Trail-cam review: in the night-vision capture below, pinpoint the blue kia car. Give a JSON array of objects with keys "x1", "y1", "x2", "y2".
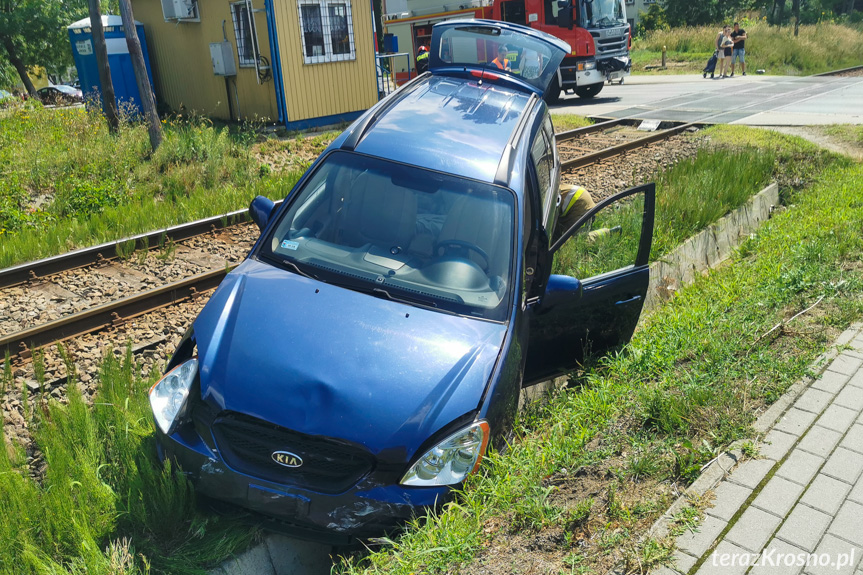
[{"x1": 149, "y1": 20, "x2": 655, "y2": 541}]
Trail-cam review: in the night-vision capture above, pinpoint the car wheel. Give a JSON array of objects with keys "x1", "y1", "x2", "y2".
[{"x1": 574, "y1": 83, "x2": 603, "y2": 99}]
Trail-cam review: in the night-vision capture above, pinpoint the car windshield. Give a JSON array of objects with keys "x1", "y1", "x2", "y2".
[
  {"x1": 260, "y1": 151, "x2": 516, "y2": 322},
  {"x1": 54, "y1": 85, "x2": 77, "y2": 95},
  {"x1": 582, "y1": 0, "x2": 627, "y2": 27},
  {"x1": 436, "y1": 24, "x2": 560, "y2": 92}
]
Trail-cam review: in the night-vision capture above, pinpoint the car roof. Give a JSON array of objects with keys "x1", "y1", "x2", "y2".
[{"x1": 344, "y1": 74, "x2": 538, "y2": 186}]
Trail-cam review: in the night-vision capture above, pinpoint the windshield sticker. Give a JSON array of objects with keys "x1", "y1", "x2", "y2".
[{"x1": 280, "y1": 239, "x2": 299, "y2": 251}]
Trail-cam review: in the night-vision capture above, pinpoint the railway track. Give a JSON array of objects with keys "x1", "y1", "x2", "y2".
[
  {"x1": 556, "y1": 119, "x2": 699, "y2": 171},
  {"x1": 0, "y1": 212, "x2": 262, "y2": 361},
  {"x1": 814, "y1": 65, "x2": 863, "y2": 78}
]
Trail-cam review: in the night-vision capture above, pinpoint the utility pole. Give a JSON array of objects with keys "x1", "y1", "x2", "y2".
[
  {"x1": 86, "y1": 0, "x2": 119, "y2": 132},
  {"x1": 117, "y1": 0, "x2": 162, "y2": 150}
]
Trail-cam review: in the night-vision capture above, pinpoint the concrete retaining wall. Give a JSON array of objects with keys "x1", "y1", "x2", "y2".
[{"x1": 644, "y1": 183, "x2": 779, "y2": 312}]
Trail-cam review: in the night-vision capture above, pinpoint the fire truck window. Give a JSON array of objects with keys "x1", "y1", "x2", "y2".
[
  {"x1": 500, "y1": 0, "x2": 526, "y2": 25},
  {"x1": 544, "y1": 0, "x2": 559, "y2": 25}
]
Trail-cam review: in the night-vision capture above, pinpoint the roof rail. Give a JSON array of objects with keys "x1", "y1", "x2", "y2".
[
  {"x1": 494, "y1": 93, "x2": 538, "y2": 186},
  {"x1": 340, "y1": 72, "x2": 431, "y2": 151}
]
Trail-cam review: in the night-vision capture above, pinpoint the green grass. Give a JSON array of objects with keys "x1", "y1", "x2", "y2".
[
  {"x1": 554, "y1": 142, "x2": 776, "y2": 279},
  {"x1": 550, "y1": 114, "x2": 594, "y2": 133},
  {"x1": 0, "y1": 347, "x2": 257, "y2": 575},
  {"x1": 334, "y1": 138, "x2": 863, "y2": 573},
  {"x1": 0, "y1": 103, "x2": 302, "y2": 268},
  {"x1": 632, "y1": 21, "x2": 863, "y2": 76},
  {"x1": 823, "y1": 125, "x2": 863, "y2": 148}
]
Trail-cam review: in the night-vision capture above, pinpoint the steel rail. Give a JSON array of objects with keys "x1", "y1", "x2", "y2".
[
  {"x1": 0, "y1": 200, "x2": 280, "y2": 289},
  {"x1": 1, "y1": 267, "x2": 228, "y2": 360},
  {"x1": 560, "y1": 122, "x2": 694, "y2": 171},
  {"x1": 814, "y1": 65, "x2": 863, "y2": 77},
  {"x1": 555, "y1": 118, "x2": 626, "y2": 142}
]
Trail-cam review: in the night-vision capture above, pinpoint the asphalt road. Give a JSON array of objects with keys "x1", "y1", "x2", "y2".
[{"x1": 551, "y1": 73, "x2": 863, "y2": 125}]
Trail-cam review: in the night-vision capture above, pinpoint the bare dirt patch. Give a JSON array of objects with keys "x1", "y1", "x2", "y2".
[
  {"x1": 457, "y1": 458, "x2": 676, "y2": 575},
  {"x1": 764, "y1": 126, "x2": 863, "y2": 161}
]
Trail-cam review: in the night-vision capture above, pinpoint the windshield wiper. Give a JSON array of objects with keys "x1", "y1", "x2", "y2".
[
  {"x1": 277, "y1": 257, "x2": 317, "y2": 280},
  {"x1": 373, "y1": 286, "x2": 435, "y2": 308}
]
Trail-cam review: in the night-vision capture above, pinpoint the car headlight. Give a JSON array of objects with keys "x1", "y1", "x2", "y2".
[
  {"x1": 148, "y1": 358, "x2": 198, "y2": 435},
  {"x1": 577, "y1": 61, "x2": 597, "y2": 71},
  {"x1": 401, "y1": 421, "x2": 490, "y2": 486}
]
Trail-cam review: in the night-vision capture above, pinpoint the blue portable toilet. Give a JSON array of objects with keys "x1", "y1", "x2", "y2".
[{"x1": 67, "y1": 15, "x2": 155, "y2": 114}]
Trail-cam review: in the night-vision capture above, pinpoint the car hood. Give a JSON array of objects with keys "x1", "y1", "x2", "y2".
[{"x1": 194, "y1": 259, "x2": 507, "y2": 458}]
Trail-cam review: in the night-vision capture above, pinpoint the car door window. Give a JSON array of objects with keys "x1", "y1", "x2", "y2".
[
  {"x1": 552, "y1": 191, "x2": 647, "y2": 280},
  {"x1": 524, "y1": 184, "x2": 655, "y2": 385}
]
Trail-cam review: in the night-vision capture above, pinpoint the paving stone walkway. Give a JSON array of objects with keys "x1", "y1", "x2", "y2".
[{"x1": 656, "y1": 324, "x2": 863, "y2": 575}]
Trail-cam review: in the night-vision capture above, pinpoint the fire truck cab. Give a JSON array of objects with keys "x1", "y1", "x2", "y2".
[{"x1": 490, "y1": 0, "x2": 630, "y2": 101}]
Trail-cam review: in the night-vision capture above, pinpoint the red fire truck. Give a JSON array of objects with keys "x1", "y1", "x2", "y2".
[
  {"x1": 386, "y1": 0, "x2": 629, "y2": 101},
  {"x1": 488, "y1": 0, "x2": 630, "y2": 101}
]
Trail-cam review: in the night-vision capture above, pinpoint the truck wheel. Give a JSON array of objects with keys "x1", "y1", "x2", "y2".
[
  {"x1": 574, "y1": 83, "x2": 603, "y2": 99},
  {"x1": 545, "y1": 76, "x2": 563, "y2": 105}
]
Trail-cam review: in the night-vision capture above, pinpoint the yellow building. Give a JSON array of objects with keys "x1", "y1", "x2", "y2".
[{"x1": 130, "y1": 0, "x2": 379, "y2": 128}]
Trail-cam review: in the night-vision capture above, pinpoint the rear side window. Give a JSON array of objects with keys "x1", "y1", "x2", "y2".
[{"x1": 530, "y1": 127, "x2": 553, "y2": 224}]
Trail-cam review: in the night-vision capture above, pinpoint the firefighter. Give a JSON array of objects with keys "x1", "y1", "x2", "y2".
[
  {"x1": 416, "y1": 45, "x2": 430, "y2": 74},
  {"x1": 491, "y1": 45, "x2": 511, "y2": 71},
  {"x1": 557, "y1": 184, "x2": 595, "y2": 236}
]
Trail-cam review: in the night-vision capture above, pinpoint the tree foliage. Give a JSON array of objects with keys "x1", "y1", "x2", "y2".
[
  {"x1": 636, "y1": 4, "x2": 670, "y2": 36},
  {"x1": 658, "y1": 0, "x2": 860, "y2": 28},
  {"x1": 0, "y1": 0, "x2": 88, "y2": 90}
]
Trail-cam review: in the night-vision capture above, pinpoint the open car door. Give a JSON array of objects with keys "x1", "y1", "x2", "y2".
[{"x1": 524, "y1": 183, "x2": 655, "y2": 385}]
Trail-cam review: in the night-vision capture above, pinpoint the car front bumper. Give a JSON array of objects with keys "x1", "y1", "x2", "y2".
[{"x1": 154, "y1": 421, "x2": 450, "y2": 543}]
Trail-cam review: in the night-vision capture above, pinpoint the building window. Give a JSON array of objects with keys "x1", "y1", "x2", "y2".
[
  {"x1": 231, "y1": 2, "x2": 259, "y2": 67},
  {"x1": 297, "y1": 0, "x2": 356, "y2": 64}
]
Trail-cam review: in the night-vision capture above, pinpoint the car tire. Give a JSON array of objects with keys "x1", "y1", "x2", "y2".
[{"x1": 574, "y1": 83, "x2": 603, "y2": 99}]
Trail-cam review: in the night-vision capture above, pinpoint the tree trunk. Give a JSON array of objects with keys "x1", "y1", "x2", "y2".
[
  {"x1": 775, "y1": 0, "x2": 787, "y2": 25},
  {"x1": 1, "y1": 36, "x2": 38, "y2": 98},
  {"x1": 792, "y1": 0, "x2": 800, "y2": 36},
  {"x1": 117, "y1": 0, "x2": 162, "y2": 151},
  {"x1": 87, "y1": 0, "x2": 120, "y2": 132}
]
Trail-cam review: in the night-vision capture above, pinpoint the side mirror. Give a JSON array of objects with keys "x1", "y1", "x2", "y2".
[
  {"x1": 557, "y1": 0, "x2": 573, "y2": 29},
  {"x1": 249, "y1": 195, "x2": 276, "y2": 232},
  {"x1": 538, "y1": 274, "x2": 582, "y2": 311}
]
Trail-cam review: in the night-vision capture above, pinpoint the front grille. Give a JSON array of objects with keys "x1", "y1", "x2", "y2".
[
  {"x1": 211, "y1": 412, "x2": 375, "y2": 494},
  {"x1": 590, "y1": 32, "x2": 628, "y2": 56}
]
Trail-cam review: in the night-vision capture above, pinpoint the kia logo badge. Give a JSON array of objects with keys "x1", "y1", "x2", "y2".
[{"x1": 272, "y1": 451, "x2": 303, "y2": 468}]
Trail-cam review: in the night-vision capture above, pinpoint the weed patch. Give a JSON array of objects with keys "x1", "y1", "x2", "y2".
[
  {"x1": 632, "y1": 22, "x2": 863, "y2": 76},
  {"x1": 0, "y1": 104, "x2": 291, "y2": 267},
  {"x1": 0, "y1": 347, "x2": 257, "y2": 575},
  {"x1": 553, "y1": 144, "x2": 775, "y2": 278}
]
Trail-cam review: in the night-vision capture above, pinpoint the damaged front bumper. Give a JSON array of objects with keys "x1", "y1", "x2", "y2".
[{"x1": 154, "y1": 422, "x2": 450, "y2": 543}]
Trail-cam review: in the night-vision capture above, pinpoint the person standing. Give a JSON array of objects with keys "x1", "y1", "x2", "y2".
[
  {"x1": 715, "y1": 26, "x2": 734, "y2": 78},
  {"x1": 730, "y1": 22, "x2": 747, "y2": 77},
  {"x1": 491, "y1": 45, "x2": 511, "y2": 71}
]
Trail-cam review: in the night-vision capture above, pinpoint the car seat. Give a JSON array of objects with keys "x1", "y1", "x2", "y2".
[{"x1": 337, "y1": 171, "x2": 418, "y2": 251}]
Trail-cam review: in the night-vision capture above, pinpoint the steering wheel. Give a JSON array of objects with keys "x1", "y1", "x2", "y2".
[{"x1": 435, "y1": 240, "x2": 490, "y2": 272}]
